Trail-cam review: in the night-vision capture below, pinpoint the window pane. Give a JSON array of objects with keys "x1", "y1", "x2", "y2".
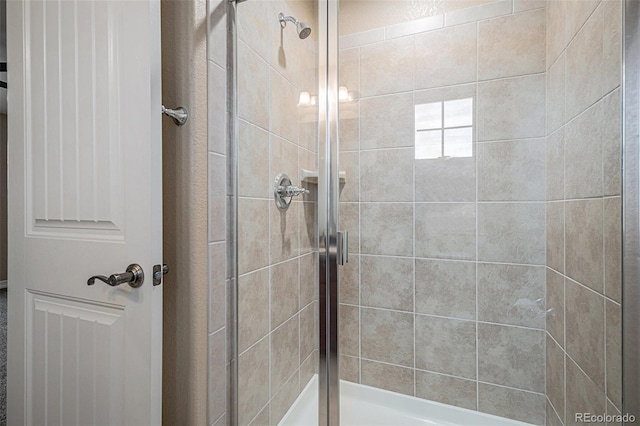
[
  {"x1": 444, "y1": 98, "x2": 473, "y2": 128},
  {"x1": 415, "y1": 130, "x2": 442, "y2": 159},
  {"x1": 443, "y1": 127, "x2": 473, "y2": 158},
  {"x1": 415, "y1": 102, "x2": 442, "y2": 130}
]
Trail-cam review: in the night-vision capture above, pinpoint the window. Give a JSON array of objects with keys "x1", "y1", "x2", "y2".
[{"x1": 414, "y1": 98, "x2": 473, "y2": 160}]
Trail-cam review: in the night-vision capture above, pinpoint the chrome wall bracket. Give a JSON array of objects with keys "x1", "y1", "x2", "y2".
[
  {"x1": 274, "y1": 173, "x2": 309, "y2": 210},
  {"x1": 162, "y1": 105, "x2": 188, "y2": 126}
]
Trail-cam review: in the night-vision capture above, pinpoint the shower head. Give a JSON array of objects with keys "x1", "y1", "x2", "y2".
[{"x1": 278, "y1": 12, "x2": 312, "y2": 39}]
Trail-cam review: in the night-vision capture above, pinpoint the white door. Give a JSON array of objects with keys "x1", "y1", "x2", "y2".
[{"x1": 6, "y1": 0, "x2": 163, "y2": 424}]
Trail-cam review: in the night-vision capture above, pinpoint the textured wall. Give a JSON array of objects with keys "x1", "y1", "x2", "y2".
[
  {"x1": 338, "y1": 2, "x2": 549, "y2": 423},
  {"x1": 162, "y1": 0, "x2": 210, "y2": 424},
  {"x1": 544, "y1": 1, "x2": 623, "y2": 424}
]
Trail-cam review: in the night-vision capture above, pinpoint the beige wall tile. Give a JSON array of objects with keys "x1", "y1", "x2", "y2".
[
  {"x1": 238, "y1": 41, "x2": 270, "y2": 130},
  {"x1": 338, "y1": 151, "x2": 359, "y2": 202},
  {"x1": 299, "y1": 201, "x2": 317, "y2": 256},
  {"x1": 209, "y1": 153, "x2": 227, "y2": 243},
  {"x1": 566, "y1": 6, "x2": 603, "y2": 120},
  {"x1": 546, "y1": 268, "x2": 565, "y2": 346},
  {"x1": 566, "y1": 0, "x2": 600, "y2": 43},
  {"x1": 361, "y1": 203, "x2": 414, "y2": 256},
  {"x1": 247, "y1": 406, "x2": 269, "y2": 426},
  {"x1": 547, "y1": 334, "x2": 565, "y2": 420},
  {"x1": 269, "y1": 259, "x2": 299, "y2": 330},
  {"x1": 478, "y1": 383, "x2": 546, "y2": 425},
  {"x1": 340, "y1": 355, "x2": 360, "y2": 383},
  {"x1": 239, "y1": 268, "x2": 270, "y2": 352},
  {"x1": 566, "y1": 279, "x2": 605, "y2": 390},
  {"x1": 299, "y1": 351, "x2": 316, "y2": 391},
  {"x1": 606, "y1": 300, "x2": 622, "y2": 409},
  {"x1": 564, "y1": 101, "x2": 604, "y2": 199},
  {"x1": 237, "y1": 0, "x2": 271, "y2": 63},
  {"x1": 444, "y1": 0, "x2": 513, "y2": 27},
  {"x1": 339, "y1": 303, "x2": 360, "y2": 357},
  {"x1": 607, "y1": 400, "x2": 622, "y2": 426},
  {"x1": 415, "y1": 23, "x2": 477, "y2": 90},
  {"x1": 299, "y1": 302, "x2": 316, "y2": 362},
  {"x1": 565, "y1": 199, "x2": 604, "y2": 293},
  {"x1": 238, "y1": 198, "x2": 270, "y2": 274},
  {"x1": 477, "y1": 263, "x2": 546, "y2": 329},
  {"x1": 361, "y1": 148, "x2": 414, "y2": 202},
  {"x1": 546, "y1": 52, "x2": 565, "y2": 135},
  {"x1": 385, "y1": 15, "x2": 444, "y2": 39},
  {"x1": 415, "y1": 370, "x2": 477, "y2": 410},
  {"x1": 546, "y1": 0, "x2": 566, "y2": 68},
  {"x1": 546, "y1": 201, "x2": 564, "y2": 273},
  {"x1": 360, "y1": 36, "x2": 415, "y2": 97},
  {"x1": 415, "y1": 315, "x2": 476, "y2": 379},
  {"x1": 339, "y1": 254, "x2": 359, "y2": 305},
  {"x1": 360, "y1": 93, "x2": 414, "y2": 149},
  {"x1": 208, "y1": 329, "x2": 227, "y2": 423},
  {"x1": 602, "y1": 0, "x2": 622, "y2": 96},
  {"x1": 339, "y1": 101, "x2": 360, "y2": 152},
  {"x1": 340, "y1": 47, "x2": 360, "y2": 95},
  {"x1": 361, "y1": 360, "x2": 414, "y2": 396},
  {"x1": 477, "y1": 202, "x2": 545, "y2": 264},
  {"x1": 604, "y1": 197, "x2": 622, "y2": 302},
  {"x1": 239, "y1": 120, "x2": 270, "y2": 198},
  {"x1": 270, "y1": 201, "x2": 300, "y2": 264},
  {"x1": 415, "y1": 259, "x2": 476, "y2": 320},
  {"x1": 415, "y1": 156, "x2": 476, "y2": 202},
  {"x1": 209, "y1": 242, "x2": 226, "y2": 333},
  {"x1": 477, "y1": 139, "x2": 545, "y2": 201},
  {"x1": 340, "y1": 202, "x2": 360, "y2": 254},
  {"x1": 361, "y1": 307, "x2": 414, "y2": 367},
  {"x1": 478, "y1": 9, "x2": 546, "y2": 80},
  {"x1": 478, "y1": 323, "x2": 545, "y2": 392},
  {"x1": 478, "y1": 74, "x2": 545, "y2": 141},
  {"x1": 270, "y1": 372, "x2": 300, "y2": 425},
  {"x1": 270, "y1": 69, "x2": 299, "y2": 143},
  {"x1": 547, "y1": 399, "x2": 564, "y2": 426},
  {"x1": 208, "y1": 62, "x2": 226, "y2": 155},
  {"x1": 514, "y1": 0, "x2": 546, "y2": 12},
  {"x1": 546, "y1": 129, "x2": 564, "y2": 201},
  {"x1": 415, "y1": 203, "x2": 476, "y2": 260},
  {"x1": 603, "y1": 89, "x2": 622, "y2": 196},
  {"x1": 566, "y1": 356, "x2": 606, "y2": 426},
  {"x1": 238, "y1": 337, "x2": 270, "y2": 426},
  {"x1": 361, "y1": 255, "x2": 413, "y2": 311},
  {"x1": 299, "y1": 252, "x2": 316, "y2": 308},
  {"x1": 271, "y1": 315, "x2": 300, "y2": 395}
]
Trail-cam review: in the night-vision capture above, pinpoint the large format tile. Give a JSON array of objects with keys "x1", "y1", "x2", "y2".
[
  {"x1": 238, "y1": 199, "x2": 269, "y2": 274},
  {"x1": 339, "y1": 254, "x2": 359, "y2": 305},
  {"x1": 299, "y1": 252, "x2": 316, "y2": 308},
  {"x1": 238, "y1": 337, "x2": 270, "y2": 426},
  {"x1": 239, "y1": 121, "x2": 269, "y2": 198},
  {"x1": 566, "y1": 5, "x2": 602, "y2": 120},
  {"x1": 546, "y1": 129, "x2": 564, "y2": 201},
  {"x1": 270, "y1": 259, "x2": 300, "y2": 330},
  {"x1": 209, "y1": 242, "x2": 226, "y2": 334},
  {"x1": 477, "y1": 139, "x2": 545, "y2": 201},
  {"x1": 340, "y1": 355, "x2": 360, "y2": 383},
  {"x1": 360, "y1": 148, "x2": 414, "y2": 202},
  {"x1": 361, "y1": 360, "x2": 414, "y2": 396},
  {"x1": 478, "y1": 323, "x2": 545, "y2": 393},
  {"x1": 239, "y1": 268, "x2": 269, "y2": 353},
  {"x1": 478, "y1": 9, "x2": 545, "y2": 80},
  {"x1": 361, "y1": 36, "x2": 414, "y2": 97},
  {"x1": 603, "y1": 89, "x2": 622, "y2": 197},
  {"x1": 339, "y1": 304, "x2": 360, "y2": 357},
  {"x1": 547, "y1": 334, "x2": 565, "y2": 421},
  {"x1": 415, "y1": 259, "x2": 475, "y2": 320},
  {"x1": 478, "y1": 383, "x2": 546, "y2": 425},
  {"x1": 564, "y1": 101, "x2": 603, "y2": 199},
  {"x1": 299, "y1": 302, "x2": 315, "y2": 362},
  {"x1": 415, "y1": 315, "x2": 476, "y2": 379},
  {"x1": 340, "y1": 202, "x2": 360, "y2": 255},
  {"x1": 604, "y1": 197, "x2": 622, "y2": 302},
  {"x1": 415, "y1": 203, "x2": 475, "y2": 260},
  {"x1": 270, "y1": 372, "x2": 300, "y2": 425},
  {"x1": 566, "y1": 357, "x2": 606, "y2": 426},
  {"x1": 271, "y1": 315, "x2": 300, "y2": 395},
  {"x1": 238, "y1": 41, "x2": 269, "y2": 130},
  {"x1": 478, "y1": 202, "x2": 545, "y2": 265},
  {"x1": 606, "y1": 300, "x2": 622, "y2": 409},
  {"x1": 546, "y1": 201, "x2": 564, "y2": 274},
  {"x1": 602, "y1": 0, "x2": 622, "y2": 96},
  {"x1": 546, "y1": 268, "x2": 565, "y2": 346},
  {"x1": 546, "y1": 0, "x2": 566, "y2": 68},
  {"x1": 565, "y1": 279, "x2": 605, "y2": 390},
  {"x1": 361, "y1": 256, "x2": 413, "y2": 312},
  {"x1": 546, "y1": 53, "x2": 565, "y2": 135},
  {"x1": 361, "y1": 308, "x2": 414, "y2": 367},
  {"x1": 415, "y1": 370, "x2": 477, "y2": 410},
  {"x1": 270, "y1": 69, "x2": 299, "y2": 143},
  {"x1": 415, "y1": 23, "x2": 477, "y2": 90},
  {"x1": 339, "y1": 151, "x2": 359, "y2": 202},
  {"x1": 270, "y1": 201, "x2": 300, "y2": 264},
  {"x1": 477, "y1": 263, "x2": 545, "y2": 329},
  {"x1": 208, "y1": 329, "x2": 227, "y2": 424},
  {"x1": 565, "y1": 199, "x2": 604, "y2": 293},
  {"x1": 360, "y1": 93, "x2": 415, "y2": 150},
  {"x1": 415, "y1": 156, "x2": 476, "y2": 202},
  {"x1": 361, "y1": 203, "x2": 414, "y2": 256},
  {"x1": 478, "y1": 74, "x2": 545, "y2": 141},
  {"x1": 209, "y1": 154, "x2": 227, "y2": 243}
]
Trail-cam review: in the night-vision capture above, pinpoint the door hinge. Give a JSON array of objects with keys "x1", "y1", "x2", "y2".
[{"x1": 153, "y1": 264, "x2": 169, "y2": 286}]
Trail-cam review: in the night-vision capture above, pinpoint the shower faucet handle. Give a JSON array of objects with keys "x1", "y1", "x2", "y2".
[
  {"x1": 277, "y1": 185, "x2": 310, "y2": 197},
  {"x1": 274, "y1": 173, "x2": 309, "y2": 210}
]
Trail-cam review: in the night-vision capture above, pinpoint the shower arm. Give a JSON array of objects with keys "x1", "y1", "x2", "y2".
[{"x1": 278, "y1": 13, "x2": 298, "y2": 28}]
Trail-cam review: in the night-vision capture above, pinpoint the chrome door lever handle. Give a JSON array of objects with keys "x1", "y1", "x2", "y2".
[{"x1": 87, "y1": 264, "x2": 145, "y2": 288}]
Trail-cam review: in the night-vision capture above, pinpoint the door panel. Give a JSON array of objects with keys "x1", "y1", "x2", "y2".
[{"x1": 7, "y1": 0, "x2": 163, "y2": 424}]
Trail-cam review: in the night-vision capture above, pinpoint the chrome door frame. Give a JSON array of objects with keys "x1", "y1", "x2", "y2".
[
  {"x1": 318, "y1": 0, "x2": 340, "y2": 425},
  {"x1": 624, "y1": 0, "x2": 640, "y2": 420}
]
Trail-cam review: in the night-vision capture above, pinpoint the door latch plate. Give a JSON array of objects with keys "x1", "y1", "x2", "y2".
[{"x1": 153, "y1": 264, "x2": 169, "y2": 286}]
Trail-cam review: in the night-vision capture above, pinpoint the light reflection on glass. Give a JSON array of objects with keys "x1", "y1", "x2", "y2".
[{"x1": 415, "y1": 98, "x2": 473, "y2": 160}]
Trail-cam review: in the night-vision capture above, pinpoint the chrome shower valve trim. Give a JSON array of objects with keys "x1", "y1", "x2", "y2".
[{"x1": 274, "y1": 172, "x2": 309, "y2": 210}]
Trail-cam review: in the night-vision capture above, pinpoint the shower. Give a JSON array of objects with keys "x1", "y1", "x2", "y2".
[{"x1": 278, "y1": 12, "x2": 311, "y2": 39}]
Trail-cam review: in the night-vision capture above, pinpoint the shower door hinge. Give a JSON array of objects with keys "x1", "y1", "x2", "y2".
[
  {"x1": 153, "y1": 264, "x2": 169, "y2": 286},
  {"x1": 337, "y1": 231, "x2": 349, "y2": 266}
]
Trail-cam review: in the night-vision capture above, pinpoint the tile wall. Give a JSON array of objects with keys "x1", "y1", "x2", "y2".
[
  {"x1": 338, "y1": 1, "x2": 549, "y2": 423},
  {"x1": 208, "y1": 1, "x2": 320, "y2": 425},
  {"x1": 544, "y1": 1, "x2": 622, "y2": 425}
]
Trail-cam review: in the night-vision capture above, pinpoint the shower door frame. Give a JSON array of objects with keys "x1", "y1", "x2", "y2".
[{"x1": 317, "y1": 0, "x2": 341, "y2": 425}]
